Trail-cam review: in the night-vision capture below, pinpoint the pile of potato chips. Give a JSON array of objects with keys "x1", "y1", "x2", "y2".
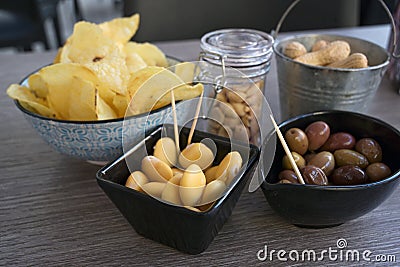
[{"x1": 7, "y1": 14, "x2": 202, "y2": 121}]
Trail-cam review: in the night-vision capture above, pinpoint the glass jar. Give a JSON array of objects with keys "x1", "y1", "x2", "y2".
[
  {"x1": 387, "y1": 0, "x2": 400, "y2": 92},
  {"x1": 198, "y1": 29, "x2": 274, "y2": 145}
]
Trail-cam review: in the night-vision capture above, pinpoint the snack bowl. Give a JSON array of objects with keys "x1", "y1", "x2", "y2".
[
  {"x1": 261, "y1": 110, "x2": 400, "y2": 228},
  {"x1": 96, "y1": 124, "x2": 259, "y2": 254},
  {"x1": 15, "y1": 99, "x2": 176, "y2": 164},
  {"x1": 12, "y1": 57, "x2": 188, "y2": 164}
]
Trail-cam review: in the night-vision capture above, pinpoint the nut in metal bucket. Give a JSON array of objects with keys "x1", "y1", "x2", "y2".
[
  {"x1": 274, "y1": 34, "x2": 390, "y2": 120},
  {"x1": 272, "y1": 0, "x2": 396, "y2": 120}
]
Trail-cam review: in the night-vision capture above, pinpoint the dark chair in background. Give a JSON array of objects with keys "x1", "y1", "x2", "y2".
[
  {"x1": 0, "y1": 0, "x2": 62, "y2": 51},
  {"x1": 123, "y1": 0, "x2": 396, "y2": 42},
  {"x1": 123, "y1": 0, "x2": 360, "y2": 42},
  {"x1": 361, "y1": 0, "x2": 397, "y2": 25}
]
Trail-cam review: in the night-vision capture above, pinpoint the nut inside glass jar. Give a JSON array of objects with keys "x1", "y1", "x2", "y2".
[
  {"x1": 199, "y1": 28, "x2": 274, "y2": 146},
  {"x1": 207, "y1": 78, "x2": 265, "y2": 145}
]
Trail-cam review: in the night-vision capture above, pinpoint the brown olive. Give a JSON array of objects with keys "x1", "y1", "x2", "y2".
[
  {"x1": 355, "y1": 138, "x2": 382, "y2": 163},
  {"x1": 331, "y1": 165, "x2": 367, "y2": 185},
  {"x1": 305, "y1": 121, "x2": 330, "y2": 151},
  {"x1": 307, "y1": 151, "x2": 335, "y2": 176},
  {"x1": 304, "y1": 152, "x2": 317, "y2": 163},
  {"x1": 320, "y1": 132, "x2": 356, "y2": 152},
  {"x1": 366, "y1": 163, "x2": 392, "y2": 182},
  {"x1": 278, "y1": 170, "x2": 299, "y2": 184},
  {"x1": 334, "y1": 149, "x2": 369, "y2": 169},
  {"x1": 282, "y1": 152, "x2": 306, "y2": 170},
  {"x1": 279, "y1": 179, "x2": 293, "y2": 184},
  {"x1": 285, "y1": 128, "x2": 309, "y2": 155},
  {"x1": 301, "y1": 165, "x2": 328, "y2": 185}
]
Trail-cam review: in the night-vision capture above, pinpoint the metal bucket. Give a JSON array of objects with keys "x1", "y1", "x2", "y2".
[
  {"x1": 274, "y1": 34, "x2": 390, "y2": 120},
  {"x1": 272, "y1": 0, "x2": 398, "y2": 120}
]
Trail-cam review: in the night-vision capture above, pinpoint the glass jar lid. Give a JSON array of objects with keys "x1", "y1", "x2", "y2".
[{"x1": 200, "y1": 29, "x2": 274, "y2": 68}]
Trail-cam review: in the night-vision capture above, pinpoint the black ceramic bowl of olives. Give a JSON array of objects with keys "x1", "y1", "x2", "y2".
[{"x1": 261, "y1": 110, "x2": 400, "y2": 228}]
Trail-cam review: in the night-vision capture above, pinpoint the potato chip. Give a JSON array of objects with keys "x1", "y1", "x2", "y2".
[
  {"x1": 36, "y1": 63, "x2": 99, "y2": 89},
  {"x1": 174, "y1": 62, "x2": 199, "y2": 83},
  {"x1": 53, "y1": 47, "x2": 62, "y2": 64},
  {"x1": 8, "y1": 13, "x2": 204, "y2": 122},
  {"x1": 124, "y1": 42, "x2": 168, "y2": 67},
  {"x1": 27, "y1": 73, "x2": 48, "y2": 98},
  {"x1": 97, "y1": 94, "x2": 117, "y2": 120},
  {"x1": 65, "y1": 21, "x2": 129, "y2": 96},
  {"x1": 54, "y1": 36, "x2": 74, "y2": 64},
  {"x1": 64, "y1": 77, "x2": 97, "y2": 121},
  {"x1": 127, "y1": 66, "x2": 183, "y2": 115},
  {"x1": 84, "y1": 46, "x2": 129, "y2": 96},
  {"x1": 124, "y1": 51, "x2": 147, "y2": 74},
  {"x1": 127, "y1": 66, "x2": 202, "y2": 115},
  {"x1": 112, "y1": 94, "x2": 130, "y2": 118},
  {"x1": 99, "y1": 14, "x2": 140, "y2": 45},
  {"x1": 153, "y1": 83, "x2": 204, "y2": 110},
  {"x1": 6, "y1": 84, "x2": 55, "y2": 118},
  {"x1": 126, "y1": 66, "x2": 164, "y2": 98},
  {"x1": 67, "y1": 21, "x2": 113, "y2": 63},
  {"x1": 33, "y1": 63, "x2": 98, "y2": 120}
]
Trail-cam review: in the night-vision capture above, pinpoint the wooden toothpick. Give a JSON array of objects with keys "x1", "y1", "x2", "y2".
[
  {"x1": 170, "y1": 90, "x2": 180, "y2": 153},
  {"x1": 187, "y1": 90, "x2": 204, "y2": 146},
  {"x1": 270, "y1": 114, "x2": 305, "y2": 184}
]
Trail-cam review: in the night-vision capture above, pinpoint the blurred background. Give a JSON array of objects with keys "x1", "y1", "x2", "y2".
[{"x1": 0, "y1": 0, "x2": 397, "y2": 53}]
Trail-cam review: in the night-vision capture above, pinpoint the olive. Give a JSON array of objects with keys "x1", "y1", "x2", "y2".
[
  {"x1": 279, "y1": 179, "x2": 294, "y2": 184},
  {"x1": 304, "y1": 152, "x2": 317, "y2": 163},
  {"x1": 334, "y1": 149, "x2": 369, "y2": 169},
  {"x1": 278, "y1": 170, "x2": 299, "y2": 184},
  {"x1": 282, "y1": 152, "x2": 306, "y2": 170},
  {"x1": 300, "y1": 165, "x2": 328, "y2": 185},
  {"x1": 307, "y1": 151, "x2": 335, "y2": 176},
  {"x1": 320, "y1": 132, "x2": 356, "y2": 152},
  {"x1": 331, "y1": 165, "x2": 367, "y2": 185},
  {"x1": 305, "y1": 121, "x2": 330, "y2": 151},
  {"x1": 366, "y1": 163, "x2": 392, "y2": 182},
  {"x1": 355, "y1": 138, "x2": 382, "y2": 163},
  {"x1": 285, "y1": 128, "x2": 309, "y2": 155}
]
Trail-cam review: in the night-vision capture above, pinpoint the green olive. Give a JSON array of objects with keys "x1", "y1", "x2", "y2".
[
  {"x1": 285, "y1": 128, "x2": 309, "y2": 155},
  {"x1": 334, "y1": 149, "x2": 369, "y2": 169},
  {"x1": 282, "y1": 152, "x2": 306, "y2": 170}
]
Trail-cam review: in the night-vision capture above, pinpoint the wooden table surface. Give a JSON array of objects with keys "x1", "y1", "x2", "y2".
[{"x1": 1, "y1": 25, "x2": 399, "y2": 266}]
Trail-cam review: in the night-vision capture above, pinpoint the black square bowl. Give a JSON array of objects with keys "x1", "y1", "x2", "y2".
[{"x1": 96, "y1": 124, "x2": 259, "y2": 254}]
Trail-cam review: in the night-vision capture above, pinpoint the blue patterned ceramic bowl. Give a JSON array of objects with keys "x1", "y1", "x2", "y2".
[
  {"x1": 15, "y1": 100, "x2": 179, "y2": 164},
  {"x1": 15, "y1": 58, "x2": 189, "y2": 164}
]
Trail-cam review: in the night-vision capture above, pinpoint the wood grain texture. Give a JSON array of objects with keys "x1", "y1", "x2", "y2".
[{"x1": 1, "y1": 25, "x2": 399, "y2": 266}]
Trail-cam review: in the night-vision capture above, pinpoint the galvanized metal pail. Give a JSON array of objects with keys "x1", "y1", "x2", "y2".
[
  {"x1": 272, "y1": 0, "x2": 398, "y2": 120},
  {"x1": 274, "y1": 34, "x2": 390, "y2": 120}
]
